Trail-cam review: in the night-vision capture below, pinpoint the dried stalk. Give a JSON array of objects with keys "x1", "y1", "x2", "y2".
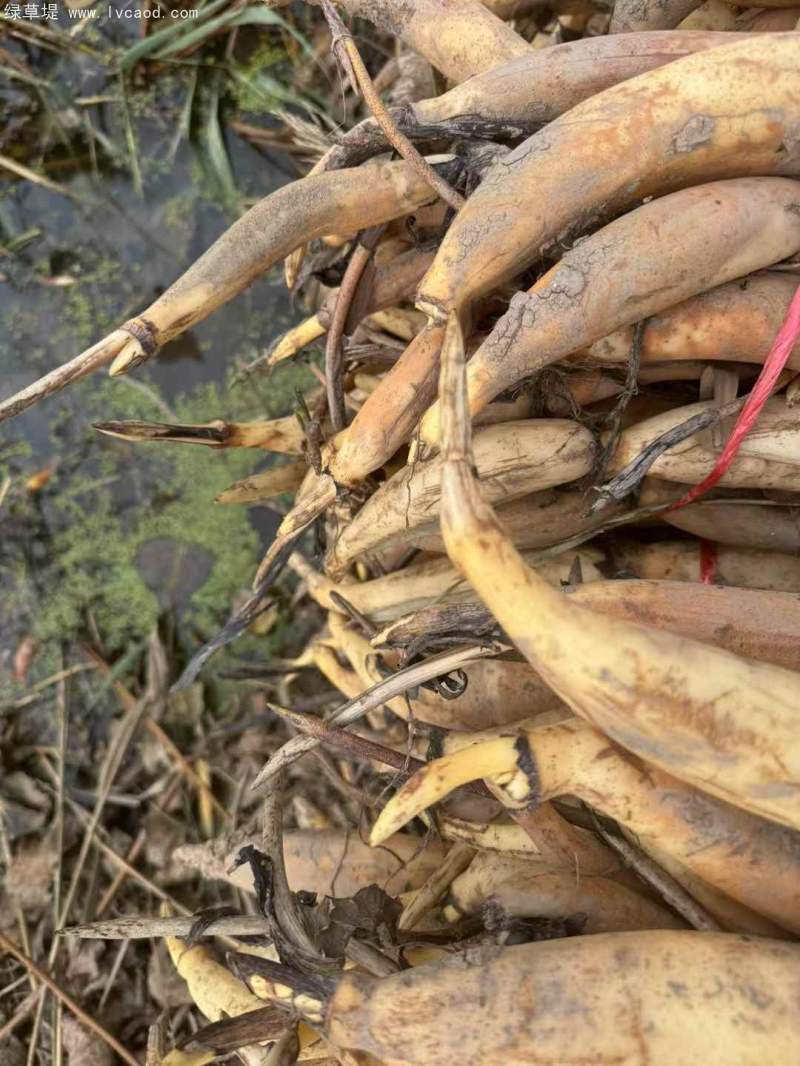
[
  {"x1": 326, "y1": 224, "x2": 385, "y2": 431},
  {"x1": 259, "y1": 774, "x2": 321, "y2": 960},
  {"x1": 0, "y1": 331, "x2": 129, "y2": 424},
  {"x1": 0, "y1": 663, "x2": 95, "y2": 716},
  {"x1": 60, "y1": 915, "x2": 271, "y2": 941},
  {"x1": 398, "y1": 843, "x2": 475, "y2": 931},
  {"x1": 322, "y1": 0, "x2": 463, "y2": 212},
  {"x1": 590, "y1": 815, "x2": 721, "y2": 932},
  {"x1": 250, "y1": 642, "x2": 501, "y2": 789},
  {"x1": 0, "y1": 933, "x2": 141, "y2": 1066},
  {"x1": 262, "y1": 702, "x2": 490, "y2": 798}
]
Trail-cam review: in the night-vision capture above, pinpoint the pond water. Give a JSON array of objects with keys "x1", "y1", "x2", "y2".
[{"x1": 0, "y1": 10, "x2": 316, "y2": 683}]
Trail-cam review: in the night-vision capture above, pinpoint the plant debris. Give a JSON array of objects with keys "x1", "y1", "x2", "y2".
[{"x1": 3, "y1": 4, "x2": 800, "y2": 1065}]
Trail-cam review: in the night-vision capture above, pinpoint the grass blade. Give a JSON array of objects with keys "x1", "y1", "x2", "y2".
[
  {"x1": 194, "y1": 68, "x2": 238, "y2": 214},
  {"x1": 117, "y1": 0, "x2": 231, "y2": 71}
]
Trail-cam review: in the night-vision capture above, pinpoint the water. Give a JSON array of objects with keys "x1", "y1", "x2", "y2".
[{"x1": 0, "y1": 11, "x2": 316, "y2": 680}]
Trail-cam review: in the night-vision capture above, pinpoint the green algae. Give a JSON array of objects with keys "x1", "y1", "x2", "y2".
[
  {"x1": 26, "y1": 361, "x2": 314, "y2": 653},
  {"x1": 1, "y1": 18, "x2": 326, "y2": 684}
]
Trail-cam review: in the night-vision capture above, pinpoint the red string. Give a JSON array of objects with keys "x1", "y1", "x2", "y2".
[
  {"x1": 665, "y1": 281, "x2": 800, "y2": 514},
  {"x1": 699, "y1": 539, "x2": 718, "y2": 584}
]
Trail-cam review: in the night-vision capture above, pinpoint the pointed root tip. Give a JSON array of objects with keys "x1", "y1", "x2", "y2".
[
  {"x1": 92, "y1": 420, "x2": 150, "y2": 443},
  {"x1": 109, "y1": 359, "x2": 130, "y2": 377},
  {"x1": 169, "y1": 672, "x2": 195, "y2": 694},
  {"x1": 265, "y1": 700, "x2": 292, "y2": 722},
  {"x1": 253, "y1": 548, "x2": 279, "y2": 590},
  {"x1": 369, "y1": 739, "x2": 519, "y2": 846},
  {"x1": 108, "y1": 355, "x2": 134, "y2": 377},
  {"x1": 369, "y1": 807, "x2": 403, "y2": 847},
  {"x1": 252, "y1": 520, "x2": 311, "y2": 590},
  {"x1": 368, "y1": 768, "x2": 440, "y2": 846},
  {"x1": 250, "y1": 760, "x2": 278, "y2": 791},
  {"x1": 109, "y1": 336, "x2": 148, "y2": 377},
  {"x1": 266, "y1": 341, "x2": 292, "y2": 368},
  {"x1": 92, "y1": 421, "x2": 121, "y2": 437}
]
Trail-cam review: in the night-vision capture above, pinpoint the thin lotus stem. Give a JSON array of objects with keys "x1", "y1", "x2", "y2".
[
  {"x1": 253, "y1": 734, "x2": 320, "y2": 786},
  {"x1": 0, "y1": 932, "x2": 140, "y2": 1066},
  {"x1": 307, "y1": 641, "x2": 502, "y2": 729},
  {"x1": 322, "y1": 0, "x2": 464, "y2": 212},
  {"x1": 594, "y1": 319, "x2": 646, "y2": 478},
  {"x1": 517, "y1": 501, "x2": 673, "y2": 566},
  {"x1": 60, "y1": 914, "x2": 271, "y2": 940},
  {"x1": 262, "y1": 701, "x2": 491, "y2": 797},
  {"x1": 326, "y1": 225, "x2": 385, "y2": 431},
  {"x1": 589, "y1": 815, "x2": 720, "y2": 932},
  {"x1": 592, "y1": 398, "x2": 745, "y2": 511},
  {"x1": 328, "y1": 590, "x2": 378, "y2": 638},
  {"x1": 260, "y1": 772, "x2": 322, "y2": 960},
  {"x1": 172, "y1": 585, "x2": 277, "y2": 692},
  {"x1": 250, "y1": 474, "x2": 337, "y2": 591},
  {"x1": 0, "y1": 330, "x2": 128, "y2": 425},
  {"x1": 249, "y1": 643, "x2": 500, "y2": 790}
]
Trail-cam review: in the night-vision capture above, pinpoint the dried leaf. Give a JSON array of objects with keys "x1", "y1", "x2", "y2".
[
  {"x1": 189, "y1": 1004, "x2": 290, "y2": 1053},
  {"x1": 311, "y1": 885, "x2": 402, "y2": 959},
  {"x1": 0, "y1": 793, "x2": 47, "y2": 841},
  {"x1": 232, "y1": 846, "x2": 341, "y2": 975},
  {"x1": 6, "y1": 836, "x2": 56, "y2": 914},
  {"x1": 0, "y1": 1035, "x2": 26, "y2": 1066},
  {"x1": 66, "y1": 940, "x2": 105, "y2": 985},
  {"x1": 61, "y1": 1016, "x2": 114, "y2": 1066}
]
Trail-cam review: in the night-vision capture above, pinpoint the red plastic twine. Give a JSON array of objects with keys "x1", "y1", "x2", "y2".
[
  {"x1": 665, "y1": 281, "x2": 800, "y2": 514},
  {"x1": 699, "y1": 540, "x2": 718, "y2": 585}
]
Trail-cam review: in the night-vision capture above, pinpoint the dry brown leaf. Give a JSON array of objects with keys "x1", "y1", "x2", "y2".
[
  {"x1": 174, "y1": 828, "x2": 446, "y2": 899},
  {"x1": 6, "y1": 835, "x2": 57, "y2": 914},
  {"x1": 62, "y1": 1015, "x2": 114, "y2": 1066},
  {"x1": 66, "y1": 940, "x2": 105, "y2": 986},
  {"x1": 0, "y1": 1035, "x2": 25, "y2": 1066}
]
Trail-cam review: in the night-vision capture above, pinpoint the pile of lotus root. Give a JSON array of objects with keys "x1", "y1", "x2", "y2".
[{"x1": 13, "y1": 2, "x2": 800, "y2": 1062}]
